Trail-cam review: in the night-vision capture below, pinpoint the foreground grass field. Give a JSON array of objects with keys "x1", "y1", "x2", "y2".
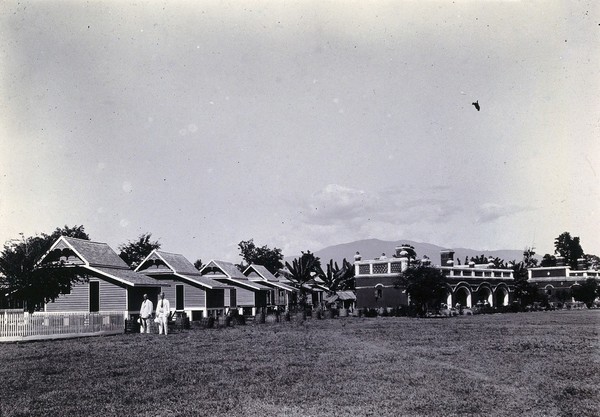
[{"x1": 1, "y1": 310, "x2": 598, "y2": 417}]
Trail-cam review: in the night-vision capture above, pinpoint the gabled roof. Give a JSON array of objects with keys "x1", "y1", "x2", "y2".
[
  {"x1": 136, "y1": 250, "x2": 200, "y2": 276},
  {"x1": 243, "y1": 264, "x2": 278, "y2": 282},
  {"x1": 201, "y1": 260, "x2": 247, "y2": 280},
  {"x1": 200, "y1": 260, "x2": 271, "y2": 291},
  {"x1": 136, "y1": 250, "x2": 229, "y2": 289},
  {"x1": 243, "y1": 265, "x2": 297, "y2": 292},
  {"x1": 46, "y1": 236, "x2": 130, "y2": 269},
  {"x1": 39, "y1": 236, "x2": 166, "y2": 288}
]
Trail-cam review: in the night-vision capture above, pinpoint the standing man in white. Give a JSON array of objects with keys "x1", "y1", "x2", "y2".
[
  {"x1": 139, "y1": 293, "x2": 154, "y2": 334},
  {"x1": 156, "y1": 292, "x2": 171, "y2": 335}
]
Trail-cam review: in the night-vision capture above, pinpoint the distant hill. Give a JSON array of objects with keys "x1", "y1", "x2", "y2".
[{"x1": 285, "y1": 238, "x2": 531, "y2": 266}]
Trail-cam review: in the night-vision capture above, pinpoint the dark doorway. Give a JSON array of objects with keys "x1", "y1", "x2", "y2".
[
  {"x1": 176, "y1": 284, "x2": 184, "y2": 310},
  {"x1": 89, "y1": 281, "x2": 100, "y2": 312}
]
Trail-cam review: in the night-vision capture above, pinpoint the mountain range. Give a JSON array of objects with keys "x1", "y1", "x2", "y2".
[{"x1": 285, "y1": 238, "x2": 531, "y2": 266}]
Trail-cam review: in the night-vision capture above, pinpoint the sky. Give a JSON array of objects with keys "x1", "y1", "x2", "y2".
[{"x1": 1, "y1": 1, "x2": 599, "y2": 263}]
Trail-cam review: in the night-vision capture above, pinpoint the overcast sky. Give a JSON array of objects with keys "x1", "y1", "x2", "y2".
[{"x1": 1, "y1": 1, "x2": 599, "y2": 263}]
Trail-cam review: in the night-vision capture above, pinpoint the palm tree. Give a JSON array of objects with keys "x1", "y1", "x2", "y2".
[
  {"x1": 319, "y1": 259, "x2": 355, "y2": 295},
  {"x1": 284, "y1": 251, "x2": 321, "y2": 312}
]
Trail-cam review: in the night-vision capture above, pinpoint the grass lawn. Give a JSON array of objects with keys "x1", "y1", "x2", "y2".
[{"x1": 1, "y1": 310, "x2": 598, "y2": 417}]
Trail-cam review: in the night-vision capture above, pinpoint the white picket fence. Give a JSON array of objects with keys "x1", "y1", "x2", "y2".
[{"x1": 0, "y1": 310, "x2": 125, "y2": 342}]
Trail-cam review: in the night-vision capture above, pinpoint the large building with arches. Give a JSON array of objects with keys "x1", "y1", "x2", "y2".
[
  {"x1": 528, "y1": 257, "x2": 600, "y2": 304},
  {"x1": 354, "y1": 245, "x2": 514, "y2": 311}
]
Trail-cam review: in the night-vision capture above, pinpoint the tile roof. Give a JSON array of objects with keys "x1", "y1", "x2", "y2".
[{"x1": 63, "y1": 237, "x2": 129, "y2": 269}]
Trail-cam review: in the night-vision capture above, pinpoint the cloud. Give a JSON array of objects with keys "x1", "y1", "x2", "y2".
[
  {"x1": 300, "y1": 184, "x2": 464, "y2": 228},
  {"x1": 476, "y1": 203, "x2": 533, "y2": 223},
  {"x1": 302, "y1": 184, "x2": 371, "y2": 225}
]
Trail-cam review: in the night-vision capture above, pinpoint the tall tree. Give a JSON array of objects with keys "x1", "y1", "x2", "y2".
[
  {"x1": 118, "y1": 233, "x2": 161, "y2": 268},
  {"x1": 0, "y1": 225, "x2": 90, "y2": 312},
  {"x1": 554, "y1": 232, "x2": 585, "y2": 269},
  {"x1": 511, "y1": 261, "x2": 540, "y2": 307},
  {"x1": 395, "y1": 261, "x2": 448, "y2": 316},
  {"x1": 237, "y1": 239, "x2": 284, "y2": 274},
  {"x1": 522, "y1": 247, "x2": 539, "y2": 268}
]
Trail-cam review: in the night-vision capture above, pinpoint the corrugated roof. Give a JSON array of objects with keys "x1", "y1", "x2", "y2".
[
  {"x1": 337, "y1": 290, "x2": 356, "y2": 301},
  {"x1": 63, "y1": 237, "x2": 129, "y2": 269},
  {"x1": 324, "y1": 291, "x2": 356, "y2": 303}
]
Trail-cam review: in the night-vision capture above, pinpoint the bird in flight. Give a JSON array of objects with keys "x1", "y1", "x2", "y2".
[{"x1": 472, "y1": 100, "x2": 480, "y2": 111}]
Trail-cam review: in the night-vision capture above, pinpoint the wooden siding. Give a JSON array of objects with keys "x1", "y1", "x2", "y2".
[
  {"x1": 46, "y1": 281, "x2": 89, "y2": 312},
  {"x1": 152, "y1": 278, "x2": 177, "y2": 308},
  {"x1": 235, "y1": 287, "x2": 255, "y2": 307},
  {"x1": 184, "y1": 283, "x2": 206, "y2": 309},
  {"x1": 140, "y1": 275, "x2": 209, "y2": 310},
  {"x1": 99, "y1": 280, "x2": 127, "y2": 311},
  {"x1": 45, "y1": 279, "x2": 127, "y2": 312}
]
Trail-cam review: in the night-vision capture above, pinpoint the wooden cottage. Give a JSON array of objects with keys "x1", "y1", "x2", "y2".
[
  {"x1": 243, "y1": 264, "x2": 298, "y2": 311},
  {"x1": 136, "y1": 250, "x2": 233, "y2": 320},
  {"x1": 200, "y1": 260, "x2": 271, "y2": 316},
  {"x1": 39, "y1": 236, "x2": 166, "y2": 317}
]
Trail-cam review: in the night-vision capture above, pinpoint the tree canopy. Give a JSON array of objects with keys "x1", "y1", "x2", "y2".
[
  {"x1": 571, "y1": 278, "x2": 599, "y2": 308},
  {"x1": 237, "y1": 239, "x2": 284, "y2": 274},
  {"x1": 511, "y1": 248, "x2": 547, "y2": 308},
  {"x1": 194, "y1": 259, "x2": 204, "y2": 271},
  {"x1": 118, "y1": 233, "x2": 161, "y2": 268},
  {"x1": 554, "y1": 232, "x2": 585, "y2": 269},
  {"x1": 395, "y1": 262, "x2": 448, "y2": 316},
  {"x1": 318, "y1": 259, "x2": 355, "y2": 293},
  {"x1": 0, "y1": 225, "x2": 90, "y2": 312},
  {"x1": 284, "y1": 251, "x2": 321, "y2": 309}
]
